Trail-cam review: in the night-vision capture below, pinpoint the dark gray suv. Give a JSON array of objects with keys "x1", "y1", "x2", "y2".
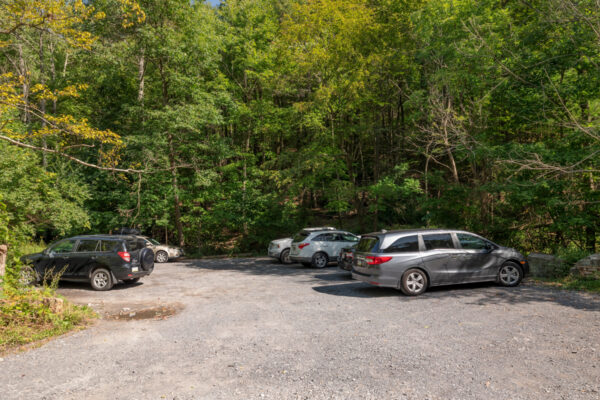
[
  {"x1": 21, "y1": 235, "x2": 155, "y2": 291},
  {"x1": 352, "y1": 229, "x2": 528, "y2": 296}
]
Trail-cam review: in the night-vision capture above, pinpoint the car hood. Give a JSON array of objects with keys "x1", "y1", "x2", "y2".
[{"x1": 271, "y1": 238, "x2": 292, "y2": 244}]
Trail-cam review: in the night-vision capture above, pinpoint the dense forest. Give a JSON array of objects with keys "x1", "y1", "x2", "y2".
[{"x1": 1, "y1": 0, "x2": 599, "y2": 260}]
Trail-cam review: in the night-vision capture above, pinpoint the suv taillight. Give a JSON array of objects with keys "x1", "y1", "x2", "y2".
[
  {"x1": 118, "y1": 251, "x2": 131, "y2": 262},
  {"x1": 366, "y1": 256, "x2": 392, "y2": 265},
  {"x1": 298, "y1": 243, "x2": 310, "y2": 249}
]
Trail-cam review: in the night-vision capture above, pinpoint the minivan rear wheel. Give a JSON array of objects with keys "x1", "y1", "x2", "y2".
[
  {"x1": 400, "y1": 268, "x2": 428, "y2": 296},
  {"x1": 311, "y1": 252, "x2": 329, "y2": 268},
  {"x1": 90, "y1": 268, "x2": 113, "y2": 291}
]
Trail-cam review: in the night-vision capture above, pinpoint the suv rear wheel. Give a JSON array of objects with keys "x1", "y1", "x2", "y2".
[
  {"x1": 90, "y1": 268, "x2": 114, "y2": 291},
  {"x1": 311, "y1": 252, "x2": 329, "y2": 268}
]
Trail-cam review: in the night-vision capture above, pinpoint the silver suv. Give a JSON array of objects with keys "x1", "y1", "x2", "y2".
[
  {"x1": 352, "y1": 229, "x2": 528, "y2": 296},
  {"x1": 289, "y1": 229, "x2": 360, "y2": 268},
  {"x1": 267, "y1": 227, "x2": 336, "y2": 264}
]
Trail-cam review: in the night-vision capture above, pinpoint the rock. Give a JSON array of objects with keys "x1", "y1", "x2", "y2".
[
  {"x1": 527, "y1": 253, "x2": 565, "y2": 278},
  {"x1": 0, "y1": 244, "x2": 7, "y2": 276},
  {"x1": 570, "y1": 254, "x2": 600, "y2": 279}
]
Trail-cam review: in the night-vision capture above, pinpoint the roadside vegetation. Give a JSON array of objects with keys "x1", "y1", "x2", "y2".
[{"x1": 0, "y1": 0, "x2": 599, "y2": 342}]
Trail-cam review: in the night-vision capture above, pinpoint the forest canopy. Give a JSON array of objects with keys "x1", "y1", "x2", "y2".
[{"x1": 1, "y1": 0, "x2": 599, "y2": 258}]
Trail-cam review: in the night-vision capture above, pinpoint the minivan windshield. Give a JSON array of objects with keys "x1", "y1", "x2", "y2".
[{"x1": 355, "y1": 236, "x2": 379, "y2": 253}]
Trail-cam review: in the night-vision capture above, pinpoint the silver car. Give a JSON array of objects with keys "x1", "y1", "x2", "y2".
[
  {"x1": 267, "y1": 227, "x2": 337, "y2": 264},
  {"x1": 352, "y1": 229, "x2": 528, "y2": 296},
  {"x1": 137, "y1": 237, "x2": 184, "y2": 263},
  {"x1": 289, "y1": 229, "x2": 360, "y2": 268}
]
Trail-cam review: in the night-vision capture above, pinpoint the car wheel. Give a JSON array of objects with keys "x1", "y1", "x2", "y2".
[
  {"x1": 140, "y1": 248, "x2": 155, "y2": 271},
  {"x1": 124, "y1": 277, "x2": 140, "y2": 284},
  {"x1": 498, "y1": 262, "x2": 523, "y2": 287},
  {"x1": 280, "y1": 249, "x2": 292, "y2": 264},
  {"x1": 400, "y1": 268, "x2": 428, "y2": 296},
  {"x1": 90, "y1": 268, "x2": 113, "y2": 291},
  {"x1": 155, "y1": 250, "x2": 169, "y2": 263},
  {"x1": 311, "y1": 252, "x2": 329, "y2": 269}
]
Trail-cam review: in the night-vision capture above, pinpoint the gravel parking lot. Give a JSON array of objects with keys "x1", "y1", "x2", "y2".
[{"x1": 1, "y1": 257, "x2": 599, "y2": 400}]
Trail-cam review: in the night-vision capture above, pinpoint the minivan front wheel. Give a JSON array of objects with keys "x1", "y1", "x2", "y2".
[
  {"x1": 90, "y1": 268, "x2": 113, "y2": 291},
  {"x1": 400, "y1": 268, "x2": 428, "y2": 296},
  {"x1": 498, "y1": 262, "x2": 523, "y2": 287},
  {"x1": 312, "y1": 252, "x2": 329, "y2": 268}
]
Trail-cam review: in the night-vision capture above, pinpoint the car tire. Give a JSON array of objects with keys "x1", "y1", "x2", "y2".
[
  {"x1": 311, "y1": 252, "x2": 329, "y2": 269},
  {"x1": 400, "y1": 268, "x2": 428, "y2": 296},
  {"x1": 155, "y1": 250, "x2": 168, "y2": 263},
  {"x1": 124, "y1": 277, "x2": 140, "y2": 284},
  {"x1": 498, "y1": 262, "x2": 523, "y2": 287},
  {"x1": 90, "y1": 268, "x2": 114, "y2": 291},
  {"x1": 140, "y1": 248, "x2": 155, "y2": 271},
  {"x1": 280, "y1": 249, "x2": 292, "y2": 264}
]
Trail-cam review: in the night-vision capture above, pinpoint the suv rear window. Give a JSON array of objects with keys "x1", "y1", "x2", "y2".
[
  {"x1": 355, "y1": 236, "x2": 380, "y2": 253},
  {"x1": 383, "y1": 235, "x2": 419, "y2": 253},
  {"x1": 100, "y1": 240, "x2": 122, "y2": 252},
  {"x1": 293, "y1": 232, "x2": 310, "y2": 242},
  {"x1": 423, "y1": 233, "x2": 455, "y2": 250}
]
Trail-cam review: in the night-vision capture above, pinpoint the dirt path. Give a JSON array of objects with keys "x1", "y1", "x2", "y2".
[{"x1": 1, "y1": 258, "x2": 599, "y2": 399}]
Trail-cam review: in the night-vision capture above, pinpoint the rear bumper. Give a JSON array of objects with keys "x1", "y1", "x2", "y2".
[
  {"x1": 113, "y1": 265, "x2": 152, "y2": 280},
  {"x1": 352, "y1": 269, "x2": 398, "y2": 288}
]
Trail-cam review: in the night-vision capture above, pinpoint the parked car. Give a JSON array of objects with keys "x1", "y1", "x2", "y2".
[
  {"x1": 267, "y1": 227, "x2": 336, "y2": 264},
  {"x1": 289, "y1": 229, "x2": 360, "y2": 268},
  {"x1": 338, "y1": 245, "x2": 357, "y2": 272},
  {"x1": 21, "y1": 235, "x2": 155, "y2": 291},
  {"x1": 352, "y1": 229, "x2": 528, "y2": 296},
  {"x1": 137, "y1": 236, "x2": 184, "y2": 263}
]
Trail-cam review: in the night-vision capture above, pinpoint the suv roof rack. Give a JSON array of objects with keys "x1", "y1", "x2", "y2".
[{"x1": 303, "y1": 226, "x2": 336, "y2": 231}]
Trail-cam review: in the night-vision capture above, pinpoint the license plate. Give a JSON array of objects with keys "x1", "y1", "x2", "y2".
[{"x1": 132, "y1": 267, "x2": 138, "y2": 272}]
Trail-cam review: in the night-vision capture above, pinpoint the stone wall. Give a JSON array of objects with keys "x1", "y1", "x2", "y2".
[
  {"x1": 570, "y1": 254, "x2": 600, "y2": 279},
  {"x1": 527, "y1": 253, "x2": 565, "y2": 278}
]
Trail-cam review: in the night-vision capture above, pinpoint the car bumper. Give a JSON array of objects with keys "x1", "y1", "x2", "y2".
[
  {"x1": 338, "y1": 261, "x2": 352, "y2": 271},
  {"x1": 352, "y1": 269, "x2": 398, "y2": 288},
  {"x1": 268, "y1": 249, "x2": 282, "y2": 258},
  {"x1": 113, "y1": 265, "x2": 152, "y2": 280}
]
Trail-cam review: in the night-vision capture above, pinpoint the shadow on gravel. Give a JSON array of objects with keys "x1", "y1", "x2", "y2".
[
  {"x1": 181, "y1": 257, "x2": 333, "y2": 277},
  {"x1": 56, "y1": 280, "x2": 144, "y2": 291},
  {"x1": 313, "y1": 272, "x2": 352, "y2": 282},
  {"x1": 313, "y1": 281, "x2": 600, "y2": 311}
]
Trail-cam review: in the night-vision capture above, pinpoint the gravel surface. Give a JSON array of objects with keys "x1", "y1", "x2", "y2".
[{"x1": 1, "y1": 257, "x2": 599, "y2": 399}]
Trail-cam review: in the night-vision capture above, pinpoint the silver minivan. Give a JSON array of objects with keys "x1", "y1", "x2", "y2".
[{"x1": 352, "y1": 229, "x2": 528, "y2": 296}]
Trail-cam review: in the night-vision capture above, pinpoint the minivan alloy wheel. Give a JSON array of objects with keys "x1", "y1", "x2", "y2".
[
  {"x1": 499, "y1": 263, "x2": 521, "y2": 286},
  {"x1": 406, "y1": 272, "x2": 425, "y2": 292}
]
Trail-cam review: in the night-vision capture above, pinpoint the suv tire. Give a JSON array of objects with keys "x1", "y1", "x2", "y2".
[
  {"x1": 140, "y1": 248, "x2": 155, "y2": 271},
  {"x1": 90, "y1": 268, "x2": 114, "y2": 291},
  {"x1": 311, "y1": 252, "x2": 329, "y2": 269}
]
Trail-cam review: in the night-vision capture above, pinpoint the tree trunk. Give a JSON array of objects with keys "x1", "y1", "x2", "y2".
[
  {"x1": 0, "y1": 244, "x2": 7, "y2": 277},
  {"x1": 39, "y1": 32, "x2": 48, "y2": 168},
  {"x1": 138, "y1": 50, "x2": 145, "y2": 103}
]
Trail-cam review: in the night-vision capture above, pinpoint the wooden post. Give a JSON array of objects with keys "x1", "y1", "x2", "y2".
[{"x1": 0, "y1": 244, "x2": 7, "y2": 277}]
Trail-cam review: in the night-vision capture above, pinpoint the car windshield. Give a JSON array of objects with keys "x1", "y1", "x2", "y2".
[{"x1": 148, "y1": 238, "x2": 160, "y2": 245}]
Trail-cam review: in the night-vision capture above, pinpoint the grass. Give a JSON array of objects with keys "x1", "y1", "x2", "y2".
[
  {"x1": 530, "y1": 276, "x2": 600, "y2": 294},
  {"x1": 0, "y1": 267, "x2": 96, "y2": 354}
]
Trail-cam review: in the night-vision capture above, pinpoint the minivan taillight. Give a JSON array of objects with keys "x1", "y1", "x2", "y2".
[
  {"x1": 366, "y1": 256, "x2": 392, "y2": 265},
  {"x1": 298, "y1": 243, "x2": 310, "y2": 249},
  {"x1": 118, "y1": 251, "x2": 131, "y2": 262}
]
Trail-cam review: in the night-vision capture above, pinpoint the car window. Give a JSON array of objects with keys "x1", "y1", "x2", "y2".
[
  {"x1": 457, "y1": 233, "x2": 489, "y2": 250},
  {"x1": 76, "y1": 240, "x2": 99, "y2": 252},
  {"x1": 100, "y1": 240, "x2": 122, "y2": 252},
  {"x1": 355, "y1": 236, "x2": 380, "y2": 252},
  {"x1": 384, "y1": 235, "x2": 419, "y2": 253},
  {"x1": 340, "y1": 233, "x2": 359, "y2": 242},
  {"x1": 293, "y1": 232, "x2": 309, "y2": 242},
  {"x1": 313, "y1": 233, "x2": 334, "y2": 241},
  {"x1": 126, "y1": 240, "x2": 144, "y2": 252},
  {"x1": 149, "y1": 238, "x2": 160, "y2": 245},
  {"x1": 422, "y1": 233, "x2": 455, "y2": 250},
  {"x1": 50, "y1": 240, "x2": 76, "y2": 254}
]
